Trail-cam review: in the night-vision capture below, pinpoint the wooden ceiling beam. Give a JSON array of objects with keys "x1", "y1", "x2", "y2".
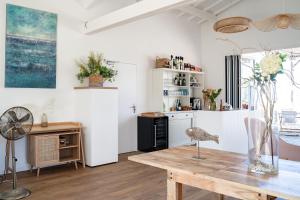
[
  {"x1": 84, "y1": 0, "x2": 195, "y2": 34},
  {"x1": 177, "y1": 0, "x2": 205, "y2": 18},
  {"x1": 188, "y1": 0, "x2": 223, "y2": 21},
  {"x1": 197, "y1": 0, "x2": 241, "y2": 24},
  {"x1": 179, "y1": 6, "x2": 215, "y2": 21},
  {"x1": 214, "y1": 0, "x2": 241, "y2": 15}
]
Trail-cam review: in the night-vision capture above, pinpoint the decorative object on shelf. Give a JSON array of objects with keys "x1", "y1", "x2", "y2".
[
  {"x1": 175, "y1": 99, "x2": 182, "y2": 111},
  {"x1": 156, "y1": 57, "x2": 170, "y2": 68},
  {"x1": 181, "y1": 106, "x2": 192, "y2": 111},
  {"x1": 190, "y1": 75, "x2": 201, "y2": 87},
  {"x1": 202, "y1": 89, "x2": 222, "y2": 111},
  {"x1": 222, "y1": 103, "x2": 233, "y2": 111},
  {"x1": 76, "y1": 52, "x2": 117, "y2": 87},
  {"x1": 41, "y1": 113, "x2": 48, "y2": 127},
  {"x1": 173, "y1": 73, "x2": 187, "y2": 86},
  {"x1": 213, "y1": 17, "x2": 252, "y2": 33},
  {"x1": 0, "y1": 107, "x2": 33, "y2": 199},
  {"x1": 244, "y1": 52, "x2": 288, "y2": 175},
  {"x1": 219, "y1": 100, "x2": 224, "y2": 111},
  {"x1": 5, "y1": 4, "x2": 57, "y2": 88},
  {"x1": 190, "y1": 98, "x2": 201, "y2": 110},
  {"x1": 186, "y1": 127, "x2": 219, "y2": 159}
]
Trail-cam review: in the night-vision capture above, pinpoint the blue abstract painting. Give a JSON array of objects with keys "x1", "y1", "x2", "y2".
[{"x1": 5, "y1": 4, "x2": 57, "y2": 88}]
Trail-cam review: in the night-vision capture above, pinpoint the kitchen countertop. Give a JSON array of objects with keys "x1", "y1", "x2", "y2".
[{"x1": 164, "y1": 109, "x2": 245, "y2": 114}]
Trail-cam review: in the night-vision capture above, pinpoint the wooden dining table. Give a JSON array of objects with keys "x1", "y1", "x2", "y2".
[{"x1": 128, "y1": 146, "x2": 300, "y2": 200}]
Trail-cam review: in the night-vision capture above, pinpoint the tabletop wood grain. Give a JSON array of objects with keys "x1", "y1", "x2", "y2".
[{"x1": 129, "y1": 146, "x2": 300, "y2": 200}]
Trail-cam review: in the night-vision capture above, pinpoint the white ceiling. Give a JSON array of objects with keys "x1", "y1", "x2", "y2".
[
  {"x1": 76, "y1": 0, "x2": 242, "y2": 25},
  {"x1": 74, "y1": 0, "x2": 243, "y2": 33}
]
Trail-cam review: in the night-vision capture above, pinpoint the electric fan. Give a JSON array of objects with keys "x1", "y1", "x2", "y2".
[{"x1": 0, "y1": 107, "x2": 34, "y2": 200}]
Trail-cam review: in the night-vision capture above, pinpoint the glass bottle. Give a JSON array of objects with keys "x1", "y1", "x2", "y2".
[
  {"x1": 170, "y1": 55, "x2": 174, "y2": 69},
  {"x1": 41, "y1": 113, "x2": 48, "y2": 127},
  {"x1": 178, "y1": 74, "x2": 182, "y2": 86},
  {"x1": 182, "y1": 74, "x2": 186, "y2": 86}
]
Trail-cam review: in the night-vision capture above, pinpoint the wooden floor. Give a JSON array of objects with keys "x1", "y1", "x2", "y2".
[{"x1": 0, "y1": 153, "x2": 235, "y2": 200}]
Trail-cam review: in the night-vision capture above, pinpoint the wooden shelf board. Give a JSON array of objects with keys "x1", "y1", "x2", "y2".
[
  {"x1": 163, "y1": 95, "x2": 189, "y2": 98},
  {"x1": 30, "y1": 122, "x2": 81, "y2": 135},
  {"x1": 59, "y1": 157, "x2": 80, "y2": 163},
  {"x1": 164, "y1": 85, "x2": 189, "y2": 88},
  {"x1": 74, "y1": 86, "x2": 118, "y2": 90},
  {"x1": 190, "y1": 86, "x2": 202, "y2": 89},
  {"x1": 154, "y1": 68, "x2": 204, "y2": 75},
  {"x1": 59, "y1": 145, "x2": 79, "y2": 150}
]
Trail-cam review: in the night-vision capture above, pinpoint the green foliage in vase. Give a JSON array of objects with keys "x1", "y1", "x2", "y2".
[
  {"x1": 202, "y1": 89, "x2": 222, "y2": 103},
  {"x1": 76, "y1": 52, "x2": 117, "y2": 83}
]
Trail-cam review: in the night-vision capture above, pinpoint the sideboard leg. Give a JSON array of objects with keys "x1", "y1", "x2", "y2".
[
  {"x1": 74, "y1": 161, "x2": 78, "y2": 170},
  {"x1": 37, "y1": 168, "x2": 40, "y2": 177}
]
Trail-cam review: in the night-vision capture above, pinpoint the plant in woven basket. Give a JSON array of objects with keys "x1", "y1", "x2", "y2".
[{"x1": 76, "y1": 52, "x2": 117, "y2": 86}]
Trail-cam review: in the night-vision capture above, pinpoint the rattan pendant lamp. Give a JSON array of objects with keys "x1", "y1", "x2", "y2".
[{"x1": 213, "y1": 16, "x2": 252, "y2": 33}]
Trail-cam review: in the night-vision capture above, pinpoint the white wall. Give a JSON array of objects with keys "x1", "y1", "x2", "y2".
[
  {"x1": 0, "y1": 0, "x2": 202, "y2": 172},
  {"x1": 200, "y1": 0, "x2": 300, "y2": 100}
]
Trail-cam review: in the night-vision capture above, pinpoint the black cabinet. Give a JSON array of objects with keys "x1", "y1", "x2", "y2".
[{"x1": 138, "y1": 116, "x2": 168, "y2": 152}]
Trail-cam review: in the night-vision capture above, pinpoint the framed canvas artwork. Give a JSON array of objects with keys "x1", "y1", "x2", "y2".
[{"x1": 5, "y1": 4, "x2": 57, "y2": 88}]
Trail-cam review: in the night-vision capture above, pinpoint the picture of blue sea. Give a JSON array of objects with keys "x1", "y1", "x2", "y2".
[{"x1": 5, "y1": 4, "x2": 57, "y2": 88}]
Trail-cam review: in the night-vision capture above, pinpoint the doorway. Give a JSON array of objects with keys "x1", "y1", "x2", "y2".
[{"x1": 107, "y1": 61, "x2": 137, "y2": 154}]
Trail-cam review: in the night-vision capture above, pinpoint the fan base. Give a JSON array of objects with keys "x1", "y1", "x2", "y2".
[{"x1": 0, "y1": 188, "x2": 31, "y2": 200}]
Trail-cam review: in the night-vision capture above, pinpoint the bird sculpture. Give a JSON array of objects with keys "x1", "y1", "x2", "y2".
[
  {"x1": 186, "y1": 127, "x2": 219, "y2": 159},
  {"x1": 186, "y1": 128, "x2": 219, "y2": 144}
]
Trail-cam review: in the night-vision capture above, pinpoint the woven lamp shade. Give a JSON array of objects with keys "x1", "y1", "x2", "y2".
[{"x1": 213, "y1": 17, "x2": 251, "y2": 33}]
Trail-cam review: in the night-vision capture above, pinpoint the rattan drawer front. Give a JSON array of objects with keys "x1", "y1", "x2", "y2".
[{"x1": 36, "y1": 135, "x2": 59, "y2": 166}]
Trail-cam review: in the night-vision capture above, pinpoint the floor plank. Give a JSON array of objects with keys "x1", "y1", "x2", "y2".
[{"x1": 0, "y1": 152, "x2": 235, "y2": 200}]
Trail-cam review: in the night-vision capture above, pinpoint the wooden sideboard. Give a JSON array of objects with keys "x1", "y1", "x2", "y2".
[{"x1": 28, "y1": 122, "x2": 85, "y2": 176}]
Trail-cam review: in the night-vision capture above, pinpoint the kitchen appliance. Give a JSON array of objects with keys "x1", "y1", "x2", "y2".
[
  {"x1": 138, "y1": 116, "x2": 168, "y2": 152},
  {"x1": 191, "y1": 98, "x2": 201, "y2": 110}
]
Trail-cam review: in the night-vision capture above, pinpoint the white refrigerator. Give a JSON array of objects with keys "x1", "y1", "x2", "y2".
[{"x1": 74, "y1": 88, "x2": 118, "y2": 167}]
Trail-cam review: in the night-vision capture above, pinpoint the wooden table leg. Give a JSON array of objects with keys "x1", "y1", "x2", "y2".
[
  {"x1": 218, "y1": 194, "x2": 225, "y2": 200},
  {"x1": 259, "y1": 194, "x2": 275, "y2": 200},
  {"x1": 168, "y1": 171, "x2": 183, "y2": 200}
]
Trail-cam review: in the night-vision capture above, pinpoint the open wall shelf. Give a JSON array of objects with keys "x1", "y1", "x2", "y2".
[{"x1": 152, "y1": 68, "x2": 205, "y2": 112}]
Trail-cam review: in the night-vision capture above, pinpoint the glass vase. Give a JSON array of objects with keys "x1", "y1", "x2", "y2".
[
  {"x1": 209, "y1": 100, "x2": 217, "y2": 111},
  {"x1": 246, "y1": 82, "x2": 279, "y2": 175}
]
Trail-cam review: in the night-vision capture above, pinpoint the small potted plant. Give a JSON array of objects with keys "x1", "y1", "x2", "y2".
[
  {"x1": 76, "y1": 52, "x2": 117, "y2": 87},
  {"x1": 202, "y1": 88, "x2": 222, "y2": 111}
]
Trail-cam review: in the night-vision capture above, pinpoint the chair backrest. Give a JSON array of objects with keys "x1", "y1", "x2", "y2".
[
  {"x1": 244, "y1": 117, "x2": 300, "y2": 161},
  {"x1": 279, "y1": 138, "x2": 300, "y2": 161},
  {"x1": 281, "y1": 111, "x2": 297, "y2": 124}
]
